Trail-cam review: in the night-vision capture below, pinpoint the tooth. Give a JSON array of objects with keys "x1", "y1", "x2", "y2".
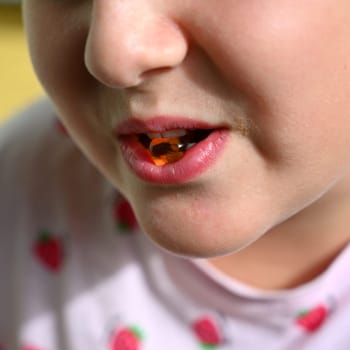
[
  {"x1": 161, "y1": 129, "x2": 188, "y2": 138},
  {"x1": 146, "y1": 133, "x2": 162, "y2": 139}
]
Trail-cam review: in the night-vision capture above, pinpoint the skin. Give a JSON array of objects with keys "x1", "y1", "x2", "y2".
[{"x1": 22, "y1": 0, "x2": 350, "y2": 289}]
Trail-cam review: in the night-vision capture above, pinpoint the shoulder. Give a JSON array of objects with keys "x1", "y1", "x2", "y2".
[
  {"x1": 0, "y1": 102, "x2": 178, "y2": 348},
  {"x1": 0, "y1": 99, "x2": 152, "y2": 259},
  {"x1": 0, "y1": 98, "x2": 114, "y2": 230},
  {"x1": 0, "y1": 98, "x2": 103, "y2": 184},
  {"x1": 0, "y1": 99, "x2": 149, "y2": 280},
  {"x1": 0, "y1": 98, "x2": 58, "y2": 151},
  {"x1": 0, "y1": 99, "x2": 69, "y2": 184}
]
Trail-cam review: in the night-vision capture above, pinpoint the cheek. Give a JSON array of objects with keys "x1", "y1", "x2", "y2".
[
  {"x1": 214, "y1": 3, "x2": 350, "y2": 161},
  {"x1": 24, "y1": 2, "x2": 91, "y2": 106},
  {"x1": 200, "y1": 2, "x2": 350, "y2": 109},
  {"x1": 24, "y1": 3, "x2": 125, "y2": 186}
]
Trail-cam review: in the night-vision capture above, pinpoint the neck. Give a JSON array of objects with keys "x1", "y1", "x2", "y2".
[{"x1": 208, "y1": 177, "x2": 350, "y2": 291}]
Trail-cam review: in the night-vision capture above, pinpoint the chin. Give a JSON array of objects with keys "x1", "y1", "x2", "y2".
[
  {"x1": 135, "y1": 208, "x2": 266, "y2": 259},
  {"x1": 128, "y1": 181, "x2": 283, "y2": 259}
]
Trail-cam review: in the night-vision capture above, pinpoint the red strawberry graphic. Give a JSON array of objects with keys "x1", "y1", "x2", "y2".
[
  {"x1": 33, "y1": 230, "x2": 64, "y2": 272},
  {"x1": 114, "y1": 199, "x2": 138, "y2": 232},
  {"x1": 192, "y1": 316, "x2": 222, "y2": 347},
  {"x1": 22, "y1": 345, "x2": 43, "y2": 350},
  {"x1": 55, "y1": 119, "x2": 69, "y2": 136},
  {"x1": 296, "y1": 304, "x2": 329, "y2": 332},
  {"x1": 109, "y1": 326, "x2": 143, "y2": 350}
]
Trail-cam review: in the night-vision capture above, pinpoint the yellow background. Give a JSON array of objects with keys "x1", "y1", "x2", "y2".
[{"x1": 0, "y1": 4, "x2": 43, "y2": 122}]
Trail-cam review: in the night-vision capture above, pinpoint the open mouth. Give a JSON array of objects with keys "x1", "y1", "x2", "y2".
[
  {"x1": 137, "y1": 129, "x2": 214, "y2": 166},
  {"x1": 117, "y1": 121, "x2": 229, "y2": 183}
]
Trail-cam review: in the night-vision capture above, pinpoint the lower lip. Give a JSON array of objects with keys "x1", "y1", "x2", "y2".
[{"x1": 118, "y1": 129, "x2": 229, "y2": 184}]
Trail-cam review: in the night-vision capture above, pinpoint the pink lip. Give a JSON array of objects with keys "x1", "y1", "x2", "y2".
[{"x1": 115, "y1": 117, "x2": 229, "y2": 184}]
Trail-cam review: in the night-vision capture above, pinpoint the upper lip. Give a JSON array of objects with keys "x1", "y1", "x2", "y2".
[{"x1": 115, "y1": 116, "x2": 226, "y2": 135}]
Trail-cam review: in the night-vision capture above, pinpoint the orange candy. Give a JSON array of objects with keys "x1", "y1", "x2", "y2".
[{"x1": 149, "y1": 137, "x2": 185, "y2": 166}]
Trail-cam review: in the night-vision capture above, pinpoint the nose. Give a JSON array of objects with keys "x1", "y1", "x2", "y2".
[{"x1": 84, "y1": 1, "x2": 189, "y2": 88}]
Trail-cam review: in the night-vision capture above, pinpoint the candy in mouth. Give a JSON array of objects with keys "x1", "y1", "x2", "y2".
[{"x1": 138, "y1": 129, "x2": 213, "y2": 166}]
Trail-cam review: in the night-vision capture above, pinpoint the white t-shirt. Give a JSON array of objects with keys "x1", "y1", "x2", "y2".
[{"x1": 0, "y1": 100, "x2": 350, "y2": 350}]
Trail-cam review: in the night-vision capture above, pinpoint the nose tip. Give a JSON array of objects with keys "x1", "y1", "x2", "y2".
[{"x1": 84, "y1": 4, "x2": 188, "y2": 88}]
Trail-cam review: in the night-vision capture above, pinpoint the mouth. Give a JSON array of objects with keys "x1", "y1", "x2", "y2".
[
  {"x1": 137, "y1": 128, "x2": 214, "y2": 166},
  {"x1": 116, "y1": 117, "x2": 229, "y2": 184}
]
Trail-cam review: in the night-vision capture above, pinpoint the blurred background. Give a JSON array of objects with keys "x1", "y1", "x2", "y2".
[{"x1": 0, "y1": 2, "x2": 43, "y2": 123}]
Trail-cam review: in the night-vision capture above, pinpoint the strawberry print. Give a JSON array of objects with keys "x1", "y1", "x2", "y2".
[
  {"x1": 33, "y1": 229, "x2": 64, "y2": 272},
  {"x1": 55, "y1": 119, "x2": 69, "y2": 136},
  {"x1": 23, "y1": 346, "x2": 43, "y2": 350},
  {"x1": 296, "y1": 304, "x2": 329, "y2": 332},
  {"x1": 109, "y1": 326, "x2": 144, "y2": 350},
  {"x1": 113, "y1": 198, "x2": 138, "y2": 232},
  {"x1": 192, "y1": 316, "x2": 222, "y2": 348}
]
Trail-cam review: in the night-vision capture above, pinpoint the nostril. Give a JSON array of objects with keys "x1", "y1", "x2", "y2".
[{"x1": 140, "y1": 67, "x2": 173, "y2": 80}]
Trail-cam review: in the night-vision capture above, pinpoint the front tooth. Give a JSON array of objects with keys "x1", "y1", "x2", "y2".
[
  {"x1": 161, "y1": 129, "x2": 188, "y2": 138},
  {"x1": 147, "y1": 132, "x2": 162, "y2": 139}
]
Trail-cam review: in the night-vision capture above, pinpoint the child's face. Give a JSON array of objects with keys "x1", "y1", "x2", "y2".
[{"x1": 23, "y1": 0, "x2": 350, "y2": 257}]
